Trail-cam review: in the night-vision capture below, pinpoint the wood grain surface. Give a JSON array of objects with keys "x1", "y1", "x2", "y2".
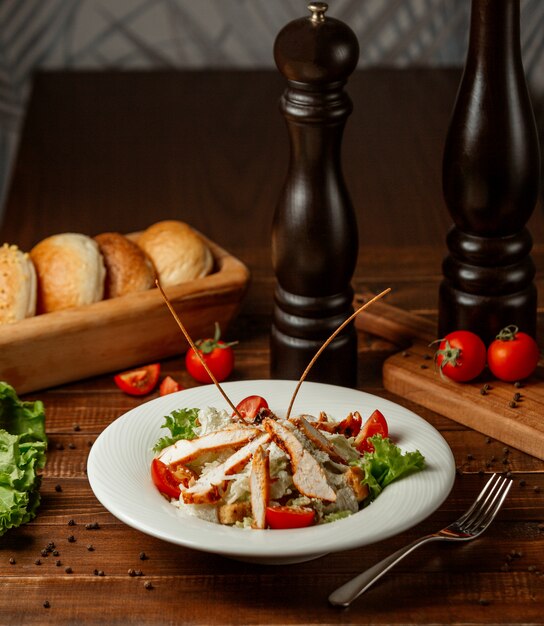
[{"x1": 0, "y1": 69, "x2": 543, "y2": 626}]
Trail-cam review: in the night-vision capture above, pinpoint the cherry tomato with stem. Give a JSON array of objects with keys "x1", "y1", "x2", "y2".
[
  {"x1": 354, "y1": 409, "x2": 388, "y2": 453},
  {"x1": 265, "y1": 505, "x2": 315, "y2": 529},
  {"x1": 487, "y1": 325, "x2": 540, "y2": 382},
  {"x1": 185, "y1": 323, "x2": 237, "y2": 384},
  {"x1": 433, "y1": 330, "x2": 486, "y2": 382},
  {"x1": 114, "y1": 363, "x2": 160, "y2": 396}
]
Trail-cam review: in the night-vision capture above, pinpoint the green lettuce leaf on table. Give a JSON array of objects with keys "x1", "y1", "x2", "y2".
[
  {"x1": 0, "y1": 382, "x2": 47, "y2": 536},
  {"x1": 352, "y1": 435, "x2": 426, "y2": 502}
]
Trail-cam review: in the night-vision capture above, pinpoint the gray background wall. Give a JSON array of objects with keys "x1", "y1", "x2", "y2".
[{"x1": 1, "y1": 0, "x2": 543, "y2": 216}]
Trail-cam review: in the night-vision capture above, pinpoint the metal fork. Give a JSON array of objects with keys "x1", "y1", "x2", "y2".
[{"x1": 329, "y1": 473, "x2": 512, "y2": 607}]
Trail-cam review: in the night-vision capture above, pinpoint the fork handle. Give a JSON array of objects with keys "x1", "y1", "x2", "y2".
[{"x1": 328, "y1": 534, "x2": 442, "y2": 607}]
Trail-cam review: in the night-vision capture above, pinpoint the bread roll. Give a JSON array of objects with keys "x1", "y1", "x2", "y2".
[
  {"x1": 30, "y1": 233, "x2": 106, "y2": 313},
  {"x1": 0, "y1": 243, "x2": 37, "y2": 324},
  {"x1": 137, "y1": 220, "x2": 213, "y2": 287},
  {"x1": 94, "y1": 232, "x2": 155, "y2": 298}
]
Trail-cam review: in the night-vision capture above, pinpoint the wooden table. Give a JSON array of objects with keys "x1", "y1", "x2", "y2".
[{"x1": 1, "y1": 69, "x2": 543, "y2": 625}]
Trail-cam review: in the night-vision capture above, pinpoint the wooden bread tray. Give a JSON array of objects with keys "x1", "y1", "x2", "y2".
[
  {"x1": 355, "y1": 292, "x2": 544, "y2": 461},
  {"x1": 0, "y1": 237, "x2": 250, "y2": 394}
]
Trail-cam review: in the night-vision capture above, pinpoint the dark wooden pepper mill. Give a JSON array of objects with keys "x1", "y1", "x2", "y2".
[
  {"x1": 270, "y1": 2, "x2": 360, "y2": 386},
  {"x1": 439, "y1": 0, "x2": 541, "y2": 344}
]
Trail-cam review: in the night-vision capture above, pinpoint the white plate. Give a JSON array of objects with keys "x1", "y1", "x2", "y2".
[{"x1": 87, "y1": 380, "x2": 456, "y2": 564}]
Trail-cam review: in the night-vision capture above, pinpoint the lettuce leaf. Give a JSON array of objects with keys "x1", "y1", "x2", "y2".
[
  {"x1": 0, "y1": 382, "x2": 47, "y2": 536},
  {"x1": 153, "y1": 407, "x2": 199, "y2": 452},
  {"x1": 352, "y1": 435, "x2": 425, "y2": 502}
]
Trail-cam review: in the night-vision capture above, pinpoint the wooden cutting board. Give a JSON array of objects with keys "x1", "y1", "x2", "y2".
[{"x1": 355, "y1": 293, "x2": 544, "y2": 461}]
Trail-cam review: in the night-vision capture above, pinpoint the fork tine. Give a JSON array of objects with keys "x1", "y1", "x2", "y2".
[
  {"x1": 456, "y1": 473, "x2": 500, "y2": 526},
  {"x1": 462, "y1": 475, "x2": 512, "y2": 534}
]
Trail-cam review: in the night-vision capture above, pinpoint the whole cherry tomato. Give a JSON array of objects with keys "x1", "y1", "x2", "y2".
[
  {"x1": 185, "y1": 323, "x2": 237, "y2": 384},
  {"x1": 433, "y1": 330, "x2": 486, "y2": 382},
  {"x1": 487, "y1": 325, "x2": 540, "y2": 382},
  {"x1": 114, "y1": 363, "x2": 160, "y2": 396},
  {"x1": 354, "y1": 409, "x2": 388, "y2": 453}
]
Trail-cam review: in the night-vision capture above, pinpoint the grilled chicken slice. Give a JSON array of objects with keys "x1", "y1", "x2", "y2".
[
  {"x1": 159, "y1": 427, "x2": 261, "y2": 466},
  {"x1": 181, "y1": 433, "x2": 271, "y2": 504},
  {"x1": 250, "y1": 445, "x2": 270, "y2": 529},
  {"x1": 295, "y1": 416, "x2": 349, "y2": 465},
  {"x1": 263, "y1": 418, "x2": 336, "y2": 502}
]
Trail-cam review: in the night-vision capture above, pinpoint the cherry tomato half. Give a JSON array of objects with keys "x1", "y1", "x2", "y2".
[
  {"x1": 265, "y1": 505, "x2": 315, "y2": 529},
  {"x1": 354, "y1": 409, "x2": 389, "y2": 453},
  {"x1": 114, "y1": 363, "x2": 160, "y2": 396},
  {"x1": 487, "y1": 325, "x2": 540, "y2": 382},
  {"x1": 185, "y1": 323, "x2": 236, "y2": 384},
  {"x1": 150, "y1": 458, "x2": 183, "y2": 499},
  {"x1": 159, "y1": 375, "x2": 184, "y2": 396},
  {"x1": 234, "y1": 395, "x2": 269, "y2": 421},
  {"x1": 433, "y1": 330, "x2": 486, "y2": 382}
]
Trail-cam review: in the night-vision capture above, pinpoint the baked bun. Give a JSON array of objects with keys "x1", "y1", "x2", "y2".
[
  {"x1": 0, "y1": 243, "x2": 37, "y2": 324},
  {"x1": 94, "y1": 232, "x2": 155, "y2": 298},
  {"x1": 137, "y1": 220, "x2": 213, "y2": 287},
  {"x1": 30, "y1": 233, "x2": 106, "y2": 313}
]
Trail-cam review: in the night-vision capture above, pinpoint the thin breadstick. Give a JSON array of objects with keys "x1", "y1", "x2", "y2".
[
  {"x1": 285, "y1": 288, "x2": 392, "y2": 420},
  {"x1": 155, "y1": 279, "x2": 242, "y2": 419}
]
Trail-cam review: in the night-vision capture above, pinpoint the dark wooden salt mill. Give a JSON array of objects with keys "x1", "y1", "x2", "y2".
[
  {"x1": 439, "y1": 0, "x2": 541, "y2": 345},
  {"x1": 270, "y1": 2, "x2": 359, "y2": 386}
]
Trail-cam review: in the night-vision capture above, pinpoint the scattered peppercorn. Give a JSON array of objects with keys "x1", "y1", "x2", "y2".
[
  {"x1": 503, "y1": 447, "x2": 510, "y2": 454},
  {"x1": 423, "y1": 354, "x2": 431, "y2": 360},
  {"x1": 534, "y1": 485, "x2": 541, "y2": 494},
  {"x1": 41, "y1": 549, "x2": 48, "y2": 557},
  {"x1": 85, "y1": 522, "x2": 100, "y2": 530},
  {"x1": 478, "y1": 598, "x2": 490, "y2": 606},
  {"x1": 67, "y1": 535, "x2": 76, "y2": 543},
  {"x1": 52, "y1": 550, "x2": 59, "y2": 557},
  {"x1": 508, "y1": 401, "x2": 517, "y2": 408},
  {"x1": 519, "y1": 479, "x2": 526, "y2": 487},
  {"x1": 528, "y1": 565, "x2": 537, "y2": 572},
  {"x1": 485, "y1": 436, "x2": 492, "y2": 444},
  {"x1": 73, "y1": 424, "x2": 81, "y2": 432},
  {"x1": 93, "y1": 569, "x2": 99, "y2": 576},
  {"x1": 467, "y1": 453, "x2": 473, "y2": 460},
  {"x1": 98, "y1": 570, "x2": 105, "y2": 577},
  {"x1": 87, "y1": 545, "x2": 94, "y2": 552},
  {"x1": 68, "y1": 519, "x2": 76, "y2": 526},
  {"x1": 9, "y1": 557, "x2": 15, "y2": 565},
  {"x1": 87, "y1": 440, "x2": 93, "y2": 447},
  {"x1": 514, "y1": 381, "x2": 523, "y2": 388},
  {"x1": 513, "y1": 393, "x2": 521, "y2": 402},
  {"x1": 54, "y1": 484, "x2": 62, "y2": 492},
  {"x1": 479, "y1": 388, "x2": 487, "y2": 396},
  {"x1": 55, "y1": 443, "x2": 64, "y2": 451},
  {"x1": 144, "y1": 581, "x2": 153, "y2": 590},
  {"x1": 65, "y1": 567, "x2": 73, "y2": 574},
  {"x1": 35, "y1": 559, "x2": 41, "y2": 565},
  {"x1": 128, "y1": 569, "x2": 136, "y2": 576},
  {"x1": 43, "y1": 601, "x2": 50, "y2": 609},
  {"x1": 139, "y1": 552, "x2": 148, "y2": 561},
  {"x1": 420, "y1": 364, "x2": 428, "y2": 369},
  {"x1": 68, "y1": 442, "x2": 76, "y2": 449},
  {"x1": 47, "y1": 542, "x2": 55, "y2": 550},
  {"x1": 55, "y1": 560, "x2": 61, "y2": 567},
  {"x1": 401, "y1": 351, "x2": 409, "y2": 357}
]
